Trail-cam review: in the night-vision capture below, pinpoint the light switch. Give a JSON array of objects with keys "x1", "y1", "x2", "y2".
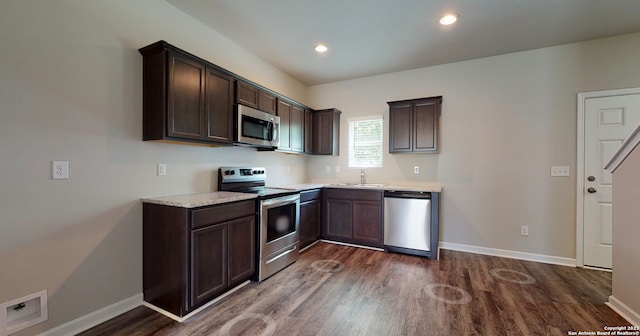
[
  {"x1": 550, "y1": 166, "x2": 570, "y2": 177},
  {"x1": 158, "y1": 163, "x2": 167, "y2": 176}
]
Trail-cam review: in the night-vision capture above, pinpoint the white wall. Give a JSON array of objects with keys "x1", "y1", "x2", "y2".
[
  {"x1": 0, "y1": 1, "x2": 308, "y2": 335},
  {"x1": 612, "y1": 143, "x2": 640, "y2": 322},
  {"x1": 308, "y1": 32, "x2": 640, "y2": 260}
]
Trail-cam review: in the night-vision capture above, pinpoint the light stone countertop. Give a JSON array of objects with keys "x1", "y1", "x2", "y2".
[
  {"x1": 270, "y1": 183, "x2": 328, "y2": 191},
  {"x1": 322, "y1": 183, "x2": 442, "y2": 193},
  {"x1": 274, "y1": 183, "x2": 442, "y2": 193},
  {"x1": 141, "y1": 191, "x2": 257, "y2": 208}
]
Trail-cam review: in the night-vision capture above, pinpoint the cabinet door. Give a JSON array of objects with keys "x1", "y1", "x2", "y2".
[
  {"x1": 258, "y1": 91, "x2": 277, "y2": 115},
  {"x1": 313, "y1": 110, "x2": 333, "y2": 155},
  {"x1": 205, "y1": 68, "x2": 234, "y2": 143},
  {"x1": 290, "y1": 105, "x2": 305, "y2": 152},
  {"x1": 324, "y1": 198, "x2": 352, "y2": 240},
  {"x1": 304, "y1": 109, "x2": 313, "y2": 154},
  {"x1": 300, "y1": 199, "x2": 321, "y2": 249},
  {"x1": 413, "y1": 100, "x2": 438, "y2": 152},
  {"x1": 389, "y1": 103, "x2": 413, "y2": 153},
  {"x1": 227, "y1": 215, "x2": 256, "y2": 286},
  {"x1": 167, "y1": 53, "x2": 205, "y2": 140},
  {"x1": 236, "y1": 81, "x2": 258, "y2": 109},
  {"x1": 277, "y1": 100, "x2": 292, "y2": 150},
  {"x1": 352, "y1": 200, "x2": 383, "y2": 247},
  {"x1": 191, "y1": 224, "x2": 227, "y2": 308}
]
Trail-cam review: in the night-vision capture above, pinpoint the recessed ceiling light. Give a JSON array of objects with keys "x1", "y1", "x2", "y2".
[
  {"x1": 314, "y1": 44, "x2": 328, "y2": 53},
  {"x1": 439, "y1": 13, "x2": 459, "y2": 26}
]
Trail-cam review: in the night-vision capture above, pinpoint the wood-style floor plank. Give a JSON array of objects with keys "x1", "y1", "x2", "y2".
[{"x1": 77, "y1": 243, "x2": 630, "y2": 336}]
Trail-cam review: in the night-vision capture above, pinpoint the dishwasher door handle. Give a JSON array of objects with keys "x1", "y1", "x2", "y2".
[{"x1": 384, "y1": 190, "x2": 431, "y2": 199}]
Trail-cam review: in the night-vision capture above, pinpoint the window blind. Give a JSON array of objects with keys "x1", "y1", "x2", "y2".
[{"x1": 348, "y1": 116, "x2": 383, "y2": 168}]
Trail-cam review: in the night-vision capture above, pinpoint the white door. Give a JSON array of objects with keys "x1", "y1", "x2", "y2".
[{"x1": 583, "y1": 93, "x2": 640, "y2": 268}]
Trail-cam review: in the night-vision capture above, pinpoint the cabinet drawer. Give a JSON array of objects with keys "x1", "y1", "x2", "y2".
[
  {"x1": 323, "y1": 188, "x2": 382, "y2": 201},
  {"x1": 300, "y1": 189, "x2": 321, "y2": 202},
  {"x1": 192, "y1": 200, "x2": 255, "y2": 229}
]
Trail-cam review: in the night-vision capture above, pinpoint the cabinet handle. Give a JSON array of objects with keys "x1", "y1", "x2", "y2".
[{"x1": 587, "y1": 187, "x2": 597, "y2": 194}]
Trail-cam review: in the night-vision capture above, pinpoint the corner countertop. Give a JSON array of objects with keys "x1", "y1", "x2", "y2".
[
  {"x1": 270, "y1": 183, "x2": 329, "y2": 191},
  {"x1": 323, "y1": 183, "x2": 442, "y2": 193},
  {"x1": 273, "y1": 183, "x2": 442, "y2": 193},
  {"x1": 141, "y1": 191, "x2": 257, "y2": 208}
]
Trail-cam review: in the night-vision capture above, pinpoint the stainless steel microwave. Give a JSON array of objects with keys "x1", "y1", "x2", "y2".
[{"x1": 235, "y1": 104, "x2": 280, "y2": 148}]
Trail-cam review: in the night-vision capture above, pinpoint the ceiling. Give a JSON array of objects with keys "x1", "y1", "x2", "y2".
[{"x1": 167, "y1": 0, "x2": 640, "y2": 86}]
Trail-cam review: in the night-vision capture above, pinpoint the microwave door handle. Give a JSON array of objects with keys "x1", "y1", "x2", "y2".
[{"x1": 268, "y1": 117, "x2": 276, "y2": 144}]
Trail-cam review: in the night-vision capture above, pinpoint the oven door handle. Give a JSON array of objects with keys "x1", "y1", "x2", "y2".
[
  {"x1": 265, "y1": 245, "x2": 298, "y2": 264},
  {"x1": 262, "y1": 194, "x2": 299, "y2": 208}
]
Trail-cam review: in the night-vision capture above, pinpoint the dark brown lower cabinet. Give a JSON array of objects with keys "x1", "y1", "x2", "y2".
[
  {"x1": 299, "y1": 189, "x2": 322, "y2": 249},
  {"x1": 143, "y1": 200, "x2": 255, "y2": 317},
  {"x1": 352, "y1": 200, "x2": 384, "y2": 246},
  {"x1": 227, "y1": 216, "x2": 256, "y2": 285},
  {"x1": 191, "y1": 224, "x2": 227, "y2": 307},
  {"x1": 323, "y1": 188, "x2": 383, "y2": 248}
]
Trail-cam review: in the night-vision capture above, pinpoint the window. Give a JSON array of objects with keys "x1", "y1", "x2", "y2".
[{"x1": 348, "y1": 116, "x2": 383, "y2": 168}]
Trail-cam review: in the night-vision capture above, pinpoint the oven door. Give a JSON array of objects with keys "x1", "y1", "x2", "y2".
[
  {"x1": 236, "y1": 104, "x2": 280, "y2": 148},
  {"x1": 260, "y1": 194, "x2": 300, "y2": 258}
]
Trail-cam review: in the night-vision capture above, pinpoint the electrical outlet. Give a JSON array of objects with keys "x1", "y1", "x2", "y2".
[
  {"x1": 520, "y1": 225, "x2": 529, "y2": 236},
  {"x1": 325, "y1": 166, "x2": 331, "y2": 173},
  {"x1": 335, "y1": 166, "x2": 340, "y2": 173},
  {"x1": 414, "y1": 166, "x2": 419, "y2": 174},
  {"x1": 286, "y1": 165, "x2": 291, "y2": 173},
  {"x1": 550, "y1": 166, "x2": 570, "y2": 177},
  {"x1": 52, "y1": 161, "x2": 69, "y2": 179},
  {"x1": 158, "y1": 163, "x2": 167, "y2": 176}
]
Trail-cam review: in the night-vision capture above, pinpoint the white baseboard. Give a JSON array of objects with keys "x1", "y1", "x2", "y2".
[
  {"x1": 320, "y1": 240, "x2": 385, "y2": 252},
  {"x1": 299, "y1": 240, "x2": 321, "y2": 253},
  {"x1": 439, "y1": 242, "x2": 577, "y2": 267},
  {"x1": 607, "y1": 295, "x2": 640, "y2": 327},
  {"x1": 38, "y1": 294, "x2": 142, "y2": 336},
  {"x1": 143, "y1": 280, "x2": 250, "y2": 323}
]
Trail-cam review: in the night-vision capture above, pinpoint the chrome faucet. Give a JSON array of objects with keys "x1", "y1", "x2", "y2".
[{"x1": 360, "y1": 169, "x2": 365, "y2": 184}]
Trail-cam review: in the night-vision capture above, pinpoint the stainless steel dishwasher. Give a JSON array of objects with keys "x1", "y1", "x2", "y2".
[{"x1": 384, "y1": 190, "x2": 439, "y2": 259}]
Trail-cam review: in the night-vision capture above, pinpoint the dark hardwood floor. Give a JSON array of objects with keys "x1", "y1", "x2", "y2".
[{"x1": 78, "y1": 243, "x2": 628, "y2": 336}]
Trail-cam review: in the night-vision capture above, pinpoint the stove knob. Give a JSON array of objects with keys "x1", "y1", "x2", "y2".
[
  {"x1": 224, "y1": 170, "x2": 231, "y2": 175},
  {"x1": 231, "y1": 170, "x2": 235, "y2": 175}
]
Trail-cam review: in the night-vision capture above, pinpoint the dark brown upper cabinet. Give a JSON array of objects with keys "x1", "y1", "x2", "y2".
[
  {"x1": 276, "y1": 99, "x2": 305, "y2": 153},
  {"x1": 313, "y1": 108, "x2": 341, "y2": 155},
  {"x1": 205, "y1": 68, "x2": 234, "y2": 143},
  {"x1": 139, "y1": 41, "x2": 234, "y2": 145},
  {"x1": 140, "y1": 41, "x2": 327, "y2": 153},
  {"x1": 388, "y1": 96, "x2": 442, "y2": 153},
  {"x1": 277, "y1": 99, "x2": 292, "y2": 151},
  {"x1": 290, "y1": 104, "x2": 304, "y2": 153},
  {"x1": 235, "y1": 80, "x2": 277, "y2": 115},
  {"x1": 304, "y1": 109, "x2": 314, "y2": 154}
]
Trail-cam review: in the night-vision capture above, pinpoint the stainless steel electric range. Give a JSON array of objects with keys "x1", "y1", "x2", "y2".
[{"x1": 218, "y1": 167, "x2": 300, "y2": 281}]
